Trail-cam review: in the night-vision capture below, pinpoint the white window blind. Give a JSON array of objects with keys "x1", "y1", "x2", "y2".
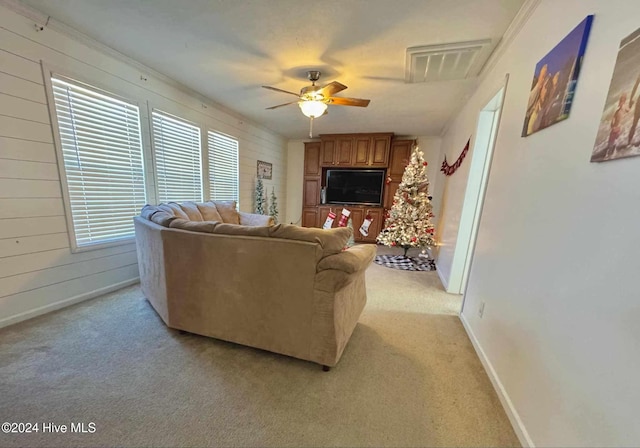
[
  {"x1": 152, "y1": 111, "x2": 202, "y2": 203},
  {"x1": 208, "y1": 131, "x2": 239, "y2": 203},
  {"x1": 51, "y1": 76, "x2": 146, "y2": 248}
]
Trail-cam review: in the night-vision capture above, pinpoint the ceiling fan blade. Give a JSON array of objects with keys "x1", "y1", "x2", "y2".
[
  {"x1": 328, "y1": 97, "x2": 370, "y2": 107},
  {"x1": 266, "y1": 101, "x2": 298, "y2": 110},
  {"x1": 320, "y1": 81, "x2": 347, "y2": 97},
  {"x1": 262, "y1": 86, "x2": 301, "y2": 98}
]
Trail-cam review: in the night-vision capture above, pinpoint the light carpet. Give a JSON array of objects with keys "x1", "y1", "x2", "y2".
[{"x1": 0, "y1": 246, "x2": 519, "y2": 447}]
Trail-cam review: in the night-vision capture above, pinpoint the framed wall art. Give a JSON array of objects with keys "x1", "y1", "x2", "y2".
[
  {"x1": 257, "y1": 160, "x2": 272, "y2": 179},
  {"x1": 522, "y1": 15, "x2": 594, "y2": 137},
  {"x1": 591, "y1": 26, "x2": 640, "y2": 162}
]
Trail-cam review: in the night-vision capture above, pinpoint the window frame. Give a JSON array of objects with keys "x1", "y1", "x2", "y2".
[
  {"x1": 43, "y1": 64, "x2": 148, "y2": 253},
  {"x1": 149, "y1": 106, "x2": 205, "y2": 204}
]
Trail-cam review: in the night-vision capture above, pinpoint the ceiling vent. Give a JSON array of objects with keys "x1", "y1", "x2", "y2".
[{"x1": 405, "y1": 39, "x2": 492, "y2": 83}]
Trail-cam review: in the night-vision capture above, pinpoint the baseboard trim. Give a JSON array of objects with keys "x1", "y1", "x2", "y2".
[
  {"x1": 0, "y1": 277, "x2": 140, "y2": 329},
  {"x1": 435, "y1": 261, "x2": 450, "y2": 290},
  {"x1": 459, "y1": 312, "x2": 535, "y2": 448}
]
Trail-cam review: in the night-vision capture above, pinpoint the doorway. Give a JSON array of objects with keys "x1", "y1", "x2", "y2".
[{"x1": 446, "y1": 78, "x2": 508, "y2": 296}]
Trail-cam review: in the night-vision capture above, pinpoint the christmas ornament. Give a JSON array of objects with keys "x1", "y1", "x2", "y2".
[
  {"x1": 322, "y1": 211, "x2": 336, "y2": 229},
  {"x1": 441, "y1": 138, "x2": 470, "y2": 176}
]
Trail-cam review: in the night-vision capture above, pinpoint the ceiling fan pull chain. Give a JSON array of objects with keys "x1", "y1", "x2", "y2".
[{"x1": 309, "y1": 116, "x2": 314, "y2": 138}]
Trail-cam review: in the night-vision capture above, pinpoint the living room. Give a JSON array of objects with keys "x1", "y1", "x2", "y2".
[{"x1": 1, "y1": 0, "x2": 639, "y2": 447}]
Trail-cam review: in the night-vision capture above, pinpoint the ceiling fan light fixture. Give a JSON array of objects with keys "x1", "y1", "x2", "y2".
[{"x1": 299, "y1": 100, "x2": 327, "y2": 118}]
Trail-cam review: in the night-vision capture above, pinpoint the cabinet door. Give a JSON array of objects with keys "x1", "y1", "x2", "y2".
[
  {"x1": 361, "y1": 208, "x2": 383, "y2": 243},
  {"x1": 370, "y1": 136, "x2": 391, "y2": 167},
  {"x1": 389, "y1": 139, "x2": 414, "y2": 177},
  {"x1": 302, "y1": 208, "x2": 318, "y2": 228},
  {"x1": 335, "y1": 137, "x2": 354, "y2": 166},
  {"x1": 384, "y1": 181, "x2": 401, "y2": 210},
  {"x1": 304, "y1": 142, "x2": 322, "y2": 176},
  {"x1": 353, "y1": 137, "x2": 371, "y2": 166},
  {"x1": 303, "y1": 178, "x2": 321, "y2": 207},
  {"x1": 321, "y1": 139, "x2": 336, "y2": 166}
]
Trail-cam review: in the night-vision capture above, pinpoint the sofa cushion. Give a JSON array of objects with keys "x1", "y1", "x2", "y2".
[
  {"x1": 213, "y1": 200, "x2": 240, "y2": 224},
  {"x1": 196, "y1": 202, "x2": 224, "y2": 222},
  {"x1": 150, "y1": 211, "x2": 178, "y2": 227},
  {"x1": 269, "y1": 224, "x2": 351, "y2": 257},
  {"x1": 140, "y1": 204, "x2": 159, "y2": 220},
  {"x1": 239, "y1": 211, "x2": 275, "y2": 227},
  {"x1": 179, "y1": 202, "x2": 204, "y2": 221},
  {"x1": 158, "y1": 203, "x2": 189, "y2": 220},
  {"x1": 213, "y1": 223, "x2": 271, "y2": 237},
  {"x1": 317, "y1": 244, "x2": 377, "y2": 273},
  {"x1": 169, "y1": 219, "x2": 219, "y2": 233}
]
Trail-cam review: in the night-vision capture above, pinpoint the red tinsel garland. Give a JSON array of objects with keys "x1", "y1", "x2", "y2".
[{"x1": 440, "y1": 138, "x2": 470, "y2": 176}]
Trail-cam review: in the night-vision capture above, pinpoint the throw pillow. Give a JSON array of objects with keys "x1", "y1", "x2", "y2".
[
  {"x1": 179, "y1": 202, "x2": 205, "y2": 221},
  {"x1": 196, "y1": 202, "x2": 224, "y2": 222},
  {"x1": 213, "y1": 200, "x2": 240, "y2": 225}
]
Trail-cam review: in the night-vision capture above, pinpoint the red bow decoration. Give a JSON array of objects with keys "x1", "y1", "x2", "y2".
[{"x1": 441, "y1": 138, "x2": 470, "y2": 176}]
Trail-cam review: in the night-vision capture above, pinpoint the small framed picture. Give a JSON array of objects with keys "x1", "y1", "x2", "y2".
[{"x1": 257, "y1": 160, "x2": 272, "y2": 179}]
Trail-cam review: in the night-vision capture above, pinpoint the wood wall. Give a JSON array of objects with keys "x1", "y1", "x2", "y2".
[{"x1": 0, "y1": 4, "x2": 287, "y2": 327}]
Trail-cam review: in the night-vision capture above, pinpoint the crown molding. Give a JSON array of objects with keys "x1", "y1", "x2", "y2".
[
  {"x1": 439, "y1": 0, "x2": 541, "y2": 138},
  {"x1": 0, "y1": 0, "x2": 286, "y2": 141},
  {"x1": 478, "y1": 0, "x2": 542, "y2": 79}
]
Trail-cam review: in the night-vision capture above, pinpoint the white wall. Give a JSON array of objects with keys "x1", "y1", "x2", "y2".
[
  {"x1": 0, "y1": 3, "x2": 286, "y2": 327},
  {"x1": 284, "y1": 135, "x2": 442, "y2": 227},
  {"x1": 285, "y1": 139, "x2": 307, "y2": 225},
  {"x1": 440, "y1": 1, "x2": 640, "y2": 446}
]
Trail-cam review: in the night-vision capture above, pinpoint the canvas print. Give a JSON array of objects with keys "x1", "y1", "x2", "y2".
[
  {"x1": 591, "y1": 27, "x2": 640, "y2": 162},
  {"x1": 522, "y1": 15, "x2": 594, "y2": 137}
]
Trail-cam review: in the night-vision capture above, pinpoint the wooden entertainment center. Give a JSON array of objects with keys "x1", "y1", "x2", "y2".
[{"x1": 302, "y1": 133, "x2": 414, "y2": 243}]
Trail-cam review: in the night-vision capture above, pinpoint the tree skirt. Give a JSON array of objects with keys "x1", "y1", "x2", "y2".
[{"x1": 374, "y1": 255, "x2": 436, "y2": 272}]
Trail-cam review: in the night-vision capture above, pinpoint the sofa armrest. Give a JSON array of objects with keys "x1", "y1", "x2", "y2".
[
  {"x1": 239, "y1": 211, "x2": 274, "y2": 227},
  {"x1": 317, "y1": 244, "x2": 376, "y2": 273}
]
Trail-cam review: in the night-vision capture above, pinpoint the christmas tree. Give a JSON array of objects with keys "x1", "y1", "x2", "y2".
[
  {"x1": 269, "y1": 187, "x2": 278, "y2": 224},
  {"x1": 255, "y1": 178, "x2": 266, "y2": 214},
  {"x1": 377, "y1": 146, "x2": 436, "y2": 257}
]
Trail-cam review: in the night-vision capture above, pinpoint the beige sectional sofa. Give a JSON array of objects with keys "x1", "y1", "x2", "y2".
[{"x1": 134, "y1": 200, "x2": 376, "y2": 369}]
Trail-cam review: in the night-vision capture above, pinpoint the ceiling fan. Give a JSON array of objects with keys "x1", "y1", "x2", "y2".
[{"x1": 262, "y1": 71, "x2": 370, "y2": 137}]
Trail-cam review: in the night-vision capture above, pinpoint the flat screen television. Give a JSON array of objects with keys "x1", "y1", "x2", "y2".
[{"x1": 325, "y1": 169, "x2": 385, "y2": 206}]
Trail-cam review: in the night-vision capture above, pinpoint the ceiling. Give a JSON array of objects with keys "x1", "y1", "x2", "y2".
[{"x1": 21, "y1": 0, "x2": 525, "y2": 139}]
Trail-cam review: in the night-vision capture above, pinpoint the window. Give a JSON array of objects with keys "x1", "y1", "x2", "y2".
[
  {"x1": 208, "y1": 131, "x2": 239, "y2": 203},
  {"x1": 51, "y1": 76, "x2": 146, "y2": 249},
  {"x1": 152, "y1": 110, "x2": 202, "y2": 203}
]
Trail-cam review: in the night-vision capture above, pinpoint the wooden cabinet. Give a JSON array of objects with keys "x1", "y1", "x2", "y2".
[
  {"x1": 316, "y1": 205, "x2": 383, "y2": 242},
  {"x1": 353, "y1": 136, "x2": 372, "y2": 165},
  {"x1": 303, "y1": 134, "x2": 397, "y2": 241},
  {"x1": 303, "y1": 178, "x2": 321, "y2": 207},
  {"x1": 370, "y1": 135, "x2": 391, "y2": 167},
  {"x1": 335, "y1": 137, "x2": 354, "y2": 165},
  {"x1": 321, "y1": 139, "x2": 336, "y2": 166},
  {"x1": 302, "y1": 208, "x2": 318, "y2": 228},
  {"x1": 321, "y1": 137, "x2": 354, "y2": 166},
  {"x1": 383, "y1": 139, "x2": 415, "y2": 209},
  {"x1": 320, "y1": 133, "x2": 392, "y2": 167},
  {"x1": 304, "y1": 142, "x2": 321, "y2": 176}
]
